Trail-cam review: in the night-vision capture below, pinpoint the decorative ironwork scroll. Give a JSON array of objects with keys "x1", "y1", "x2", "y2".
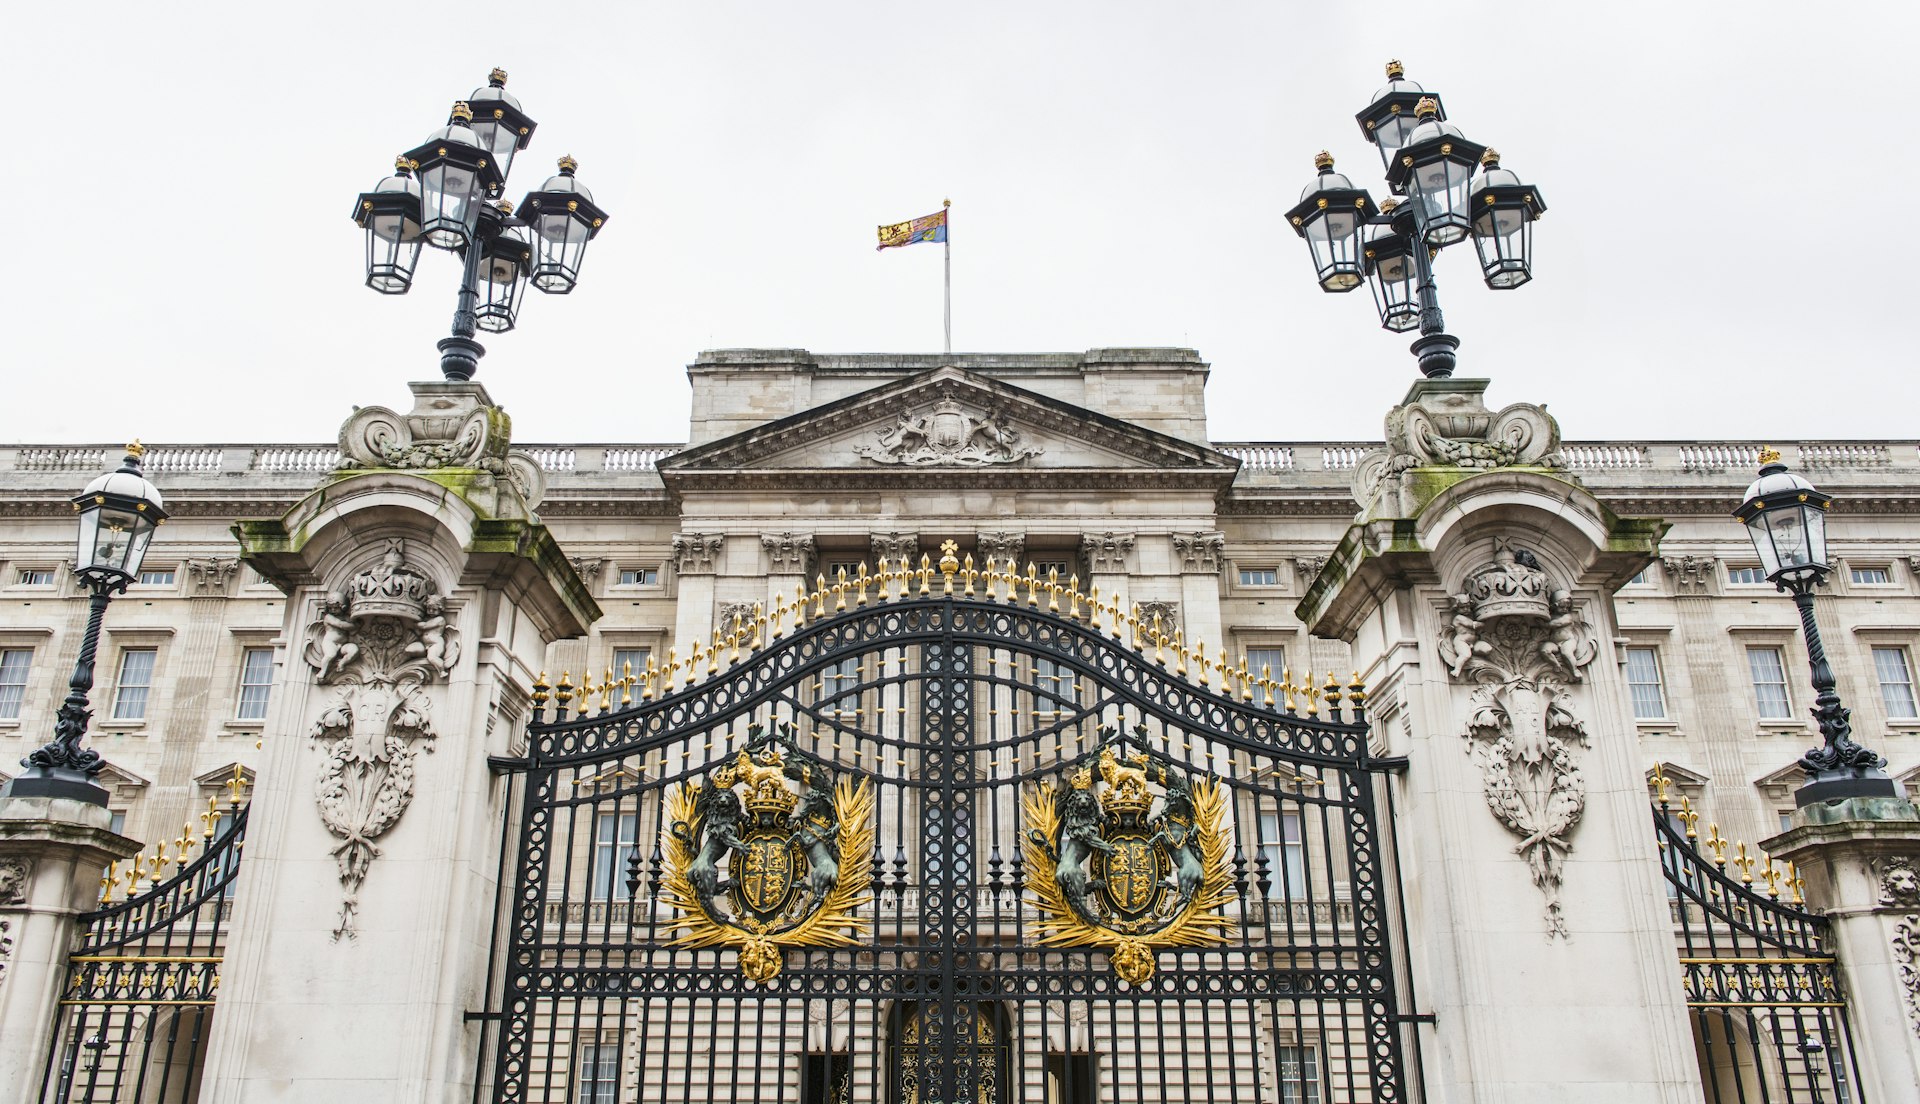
[
  {"x1": 661, "y1": 724, "x2": 874, "y2": 982},
  {"x1": 1021, "y1": 726, "x2": 1234, "y2": 983}
]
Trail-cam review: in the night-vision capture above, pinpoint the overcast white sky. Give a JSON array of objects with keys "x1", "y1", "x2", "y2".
[{"x1": 3, "y1": 3, "x2": 1911, "y2": 447}]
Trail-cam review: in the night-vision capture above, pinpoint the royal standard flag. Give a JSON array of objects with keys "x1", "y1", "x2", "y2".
[{"x1": 877, "y1": 208, "x2": 947, "y2": 250}]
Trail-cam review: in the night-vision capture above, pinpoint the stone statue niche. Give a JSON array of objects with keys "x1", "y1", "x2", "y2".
[
  {"x1": 1437, "y1": 540, "x2": 1598, "y2": 940},
  {"x1": 301, "y1": 538, "x2": 461, "y2": 940}
]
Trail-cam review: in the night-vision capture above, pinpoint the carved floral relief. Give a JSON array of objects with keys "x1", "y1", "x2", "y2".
[
  {"x1": 302, "y1": 538, "x2": 459, "y2": 940},
  {"x1": 1438, "y1": 541, "x2": 1597, "y2": 939},
  {"x1": 1880, "y1": 858, "x2": 1920, "y2": 1036}
]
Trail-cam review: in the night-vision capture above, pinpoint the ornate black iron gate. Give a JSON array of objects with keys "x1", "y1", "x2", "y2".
[
  {"x1": 39, "y1": 770, "x2": 250, "y2": 1103},
  {"x1": 483, "y1": 560, "x2": 1419, "y2": 1103},
  {"x1": 1650, "y1": 768, "x2": 1866, "y2": 1103}
]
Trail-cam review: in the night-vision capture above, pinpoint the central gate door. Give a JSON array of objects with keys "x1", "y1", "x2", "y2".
[{"x1": 484, "y1": 563, "x2": 1418, "y2": 1103}]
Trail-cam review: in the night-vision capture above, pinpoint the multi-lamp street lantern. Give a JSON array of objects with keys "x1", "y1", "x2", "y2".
[
  {"x1": 1735, "y1": 450, "x2": 1899, "y2": 804},
  {"x1": 5, "y1": 444, "x2": 168, "y2": 805},
  {"x1": 352, "y1": 69, "x2": 611, "y2": 381},
  {"x1": 1288, "y1": 61, "x2": 1546, "y2": 379}
]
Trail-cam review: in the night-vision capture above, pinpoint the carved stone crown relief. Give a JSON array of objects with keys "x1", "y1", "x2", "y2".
[
  {"x1": 1135, "y1": 600, "x2": 1179, "y2": 632},
  {"x1": 854, "y1": 398, "x2": 1042, "y2": 466},
  {"x1": 1081, "y1": 533, "x2": 1134, "y2": 573},
  {"x1": 1437, "y1": 540, "x2": 1597, "y2": 940},
  {"x1": 301, "y1": 538, "x2": 459, "y2": 940}
]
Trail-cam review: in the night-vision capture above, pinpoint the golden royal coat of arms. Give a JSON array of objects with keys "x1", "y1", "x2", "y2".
[
  {"x1": 662, "y1": 724, "x2": 874, "y2": 983},
  {"x1": 1023, "y1": 727, "x2": 1236, "y2": 984}
]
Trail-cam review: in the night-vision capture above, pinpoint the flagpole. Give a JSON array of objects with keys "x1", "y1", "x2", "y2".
[{"x1": 942, "y1": 198, "x2": 952, "y2": 355}]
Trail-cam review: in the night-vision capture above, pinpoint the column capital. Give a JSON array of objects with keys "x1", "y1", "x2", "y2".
[
  {"x1": 1170, "y1": 531, "x2": 1224, "y2": 574},
  {"x1": 761, "y1": 533, "x2": 815, "y2": 575},
  {"x1": 1080, "y1": 532, "x2": 1134, "y2": 573},
  {"x1": 672, "y1": 532, "x2": 726, "y2": 576}
]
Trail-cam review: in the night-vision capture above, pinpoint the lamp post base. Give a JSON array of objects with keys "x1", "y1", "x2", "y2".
[
  {"x1": 436, "y1": 336, "x2": 486, "y2": 382},
  {"x1": 1, "y1": 765, "x2": 110, "y2": 806},
  {"x1": 1796, "y1": 767, "x2": 1902, "y2": 807},
  {"x1": 1410, "y1": 332, "x2": 1460, "y2": 379}
]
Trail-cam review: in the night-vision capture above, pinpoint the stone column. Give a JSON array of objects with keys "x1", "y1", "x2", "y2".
[
  {"x1": 1299, "y1": 378, "x2": 1701, "y2": 1102},
  {"x1": 1172, "y1": 531, "x2": 1225, "y2": 659},
  {"x1": 1081, "y1": 532, "x2": 1135, "y2": 619},
  {"x1": 198, "y1": 381, "x2": 598, "y2": 1103},
  {"x1": 670, "y1": 532, "x2": 725, "y2": 655},
  {"x1": 1765, "y1": 797, "x2": 1920, "y2": 1101},
  {"x1": 0, "y1": 794, "x2": 141, "y2": 1100}
]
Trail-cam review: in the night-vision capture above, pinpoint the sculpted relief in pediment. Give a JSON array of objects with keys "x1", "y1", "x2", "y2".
[{"x1": 853, "y1": 398, "x2": 1042, "y2": 467}]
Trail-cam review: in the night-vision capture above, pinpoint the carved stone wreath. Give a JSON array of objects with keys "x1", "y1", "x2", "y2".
[
  {"x1": 1439, "y1": 541, "x2": 1597, "y2": 939},
  {"x1": 301, "y1": 539, "x2": 458, "y2": 940}
]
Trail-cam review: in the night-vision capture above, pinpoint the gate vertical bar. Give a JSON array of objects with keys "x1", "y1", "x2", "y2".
[{"x1": 919, "y1": 600, "x2": 978, "y2": 1100}]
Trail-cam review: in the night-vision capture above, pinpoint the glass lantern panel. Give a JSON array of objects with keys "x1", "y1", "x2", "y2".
[
  {"x1": 1765, "y1": 508, "x2": 1814, "y2": 572},
  {"x1": 1473, "y1": 206, "x2": 1533, "y2": 289},
  {"x1": 421, "y1": 165, "x2": 481, "y2": 248},
  {"x1": 1803, "y1": 505, "x2": 1828, "y2": 567},
  {"x1": 1412, "y1": 159, "x2": 1473, "y2": 245},
  {"x1": 1373, "y1": 115, "x2": 1418, "y2": 169},
  {"x1": 365, "y1": 223, "x2": 422, "y2": 294},
  {"x1": 469, "y1": 118, "x2": 520, "y2": 179},
  {"x1": 1745, "y1": 515, "x2": 1782, "y2": 578},
  {"x1": 83, "y1": 506, "x2": 149, "y2": 574}
]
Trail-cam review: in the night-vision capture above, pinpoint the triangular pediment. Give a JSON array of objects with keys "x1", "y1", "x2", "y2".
[{"x1": 659, "y1": 366, "x2": 1237, "y2": 491}]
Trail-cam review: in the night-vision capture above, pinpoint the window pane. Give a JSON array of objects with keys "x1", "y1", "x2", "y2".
[
  {"x1": 1625, "y1": 647, "x2": 1666, "y2": 720},
  {"x1": 1259, "y1": 811, "x2": 1306, "y2": 898},
  {"x1": 137, "y1": 569, "x2": 175, "y2": 586},
  {"x1": 1239, "y1": 568, "x2": 1279, "y2": 586},
  {"x1": 1851, "y1": 566, "x2": 1892, "y2": 585},
  {"x1": 612, "y1": 648, "x2": 651, "y2": 682},
  {"x1": 822, "y1": 657, "x2": 860, "y2": 716},
  {"x1": 592, "y1": 811, "x2": 639, "y2": 901},
  {"x1": 112, "y1": 649, "x2": 156, "y2": 720},
  {"x1": 1032, "y1": 656, "x2": 1076, "y2": 715},
  {"x1": 1747, "y1": 647, "x2": 1790, "y2": 719},
  {"x1": 575, "y1": 1042, "x2": 619, "y2": 1104},
  {"x1": 1727, "y1": 566, "x2": 1767, "y2": 585},
  {"x1": 237, "y1": 647, "x2": 274, "y2": 720},
  {"x1": 1874, "y1": 647, "x2": 1918, "y2": 719},
  {"x1": 18, "y1": 569, "x2": 54, "y2": 586},
  {"x1": 618, "y1": 568, "x2": 658, "y2": 585},
  {"x1": 0, "y1": 648, "x2": 30, "y2": 719},
  {"x1": 1278, "y1": 1044, "x2": 1321, "y2": 1104},
  {"x1": 1246, "y1": 647, "x2": 1287, "y2": 681}
]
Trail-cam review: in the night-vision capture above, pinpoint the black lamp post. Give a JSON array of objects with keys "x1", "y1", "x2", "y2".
[
  {"x1": 1287, "y1": 61, "x2": 1546, "y2": 379},
  {"x1": 351, "y1": 69, "x2": 610, "y2": 382},
  {"x1": 4, "y1": 444, "x2": 167, "y2": 806},
  {"x1": 1734, "y1": 447, "x2": 1899, "y2": 806}
]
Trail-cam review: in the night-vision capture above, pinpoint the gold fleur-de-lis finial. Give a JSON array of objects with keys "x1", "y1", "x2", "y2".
[
  {"x1": 1648, "y1": 763, "x2": 1672, "y2": 805},
  {"x1": 1705, "y1": 823, "x2": 1729, "y2": 866}
]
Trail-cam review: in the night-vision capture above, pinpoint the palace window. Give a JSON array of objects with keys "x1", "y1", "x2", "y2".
[
  {"x1": 1747, "y1": 647, "x2": 1792, "y2": 720},
  {"x1": 1873, "y1": 647, "x2": 1918, "y2": 719},
  {"x1": 1850, "y1": 565, "x2": 1893, "y2": 585},
  {"x1": 801, "y1": 1053, "x2": 852, "y2": 1104},
  {"x1": 236, "y1": 648, "x2": 275, "y2": 720},
  {"x1": 821, "y1": 657, "x2": 860, "y2": 718},
  {"x1": 617, "y1": 567, "x2": 658, "y2": 586},
  {"x1": 1624, "y1": 647, "x2": 1667, "y2": 720},
  {"x1": 1031, "y1": 656, "x2": 1076, "y2": 716},
  {"x1": 612, "y1": 648, "x2": 651, "y2": 684},
  {"x1": 1260, "y1": 810, "x2": 1306, "y2": 898},
  {"x1": 1246, "y1": 646, "x2": 1287, "y2": 683},
  {"x1": 591, "y1": 811, "x2": 639, "y2": 902},
  {"x1": 1239, "y1": 567, "x2": 1280, "y2": 586},
  {"x1": 1277, "y1": 1043, "x2": 1322, "y2": 1104},
  {"x1": 1726, "y1": 566, "x2": 1768, "y2": 585},
  {"x1": 1045, "y1": 1053, "x2": 1096, "y2": 1104},
  {"x1": 135, "y1": 568, "x2": 176, "y2": 586},
  {"x1": 111, "y1": 649, "x2": 157, "y2": 721},
  {"x1": 0, "y1": 648, "x2": 31, "y2": 719},
  {"x1": 16, "y1": 568, "x2": 55, "y2": 586},
  {"x1": 573, "y1": 1041, "x2": 619, "y2": 1104},
  {"x1": 1626, "y1": 566, "x2": 1653, "y2": 586}
]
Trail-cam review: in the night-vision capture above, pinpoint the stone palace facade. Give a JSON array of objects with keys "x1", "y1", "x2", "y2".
[
  {"x1": 2, "y1": 349, "x2": 1912, "y2": 856},
  {"x1": 3, "y1": 348, "x2": 1919, "y2": 1104}
]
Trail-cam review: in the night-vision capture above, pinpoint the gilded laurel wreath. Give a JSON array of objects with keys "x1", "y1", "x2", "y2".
[
  {"x1": 662, "y1": 740, "x2": 874, "y2": 984},
  {"x1": 1022, "y1": 743, "x2": 1235, "y2": 984}
]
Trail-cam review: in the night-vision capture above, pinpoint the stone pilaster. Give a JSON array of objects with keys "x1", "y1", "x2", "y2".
[
  {"x1": 1081, "y1": 532, "x2": 1134, "y2": 613},
  {"x1": 199, "y1": 382, "x2": 597, "y2": 1103},
  {"x1": 671, "y1": 532, "x2": 725, "y2": 650},
  {"x1": 0, "y1": 795, "x2": 140, "y2": 1100},
  {"x1": 1173, "y1": 531, "x2": 1225, "y2": 661},
  {"x1": 1766, "y1": 797, "x2": 1920, "y2": 1101},
  {"x1": 1299, "y1": 378, "x2": 1699, "y2": 1102},
  {"x1": 761, "y1": 533, "x2": 814, "y2": 616}
]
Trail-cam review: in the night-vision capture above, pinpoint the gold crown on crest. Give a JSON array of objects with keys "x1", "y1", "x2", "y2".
[
  {"x1": 1069, "y1": 764, "x2": 1094, "y2": 790},
  {"x1": 713, "y1": 746, "x2": 799, "y2": 816},
  {"x1": 1103, "y1": 778, "x2": 1154, "y2": 815}
]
